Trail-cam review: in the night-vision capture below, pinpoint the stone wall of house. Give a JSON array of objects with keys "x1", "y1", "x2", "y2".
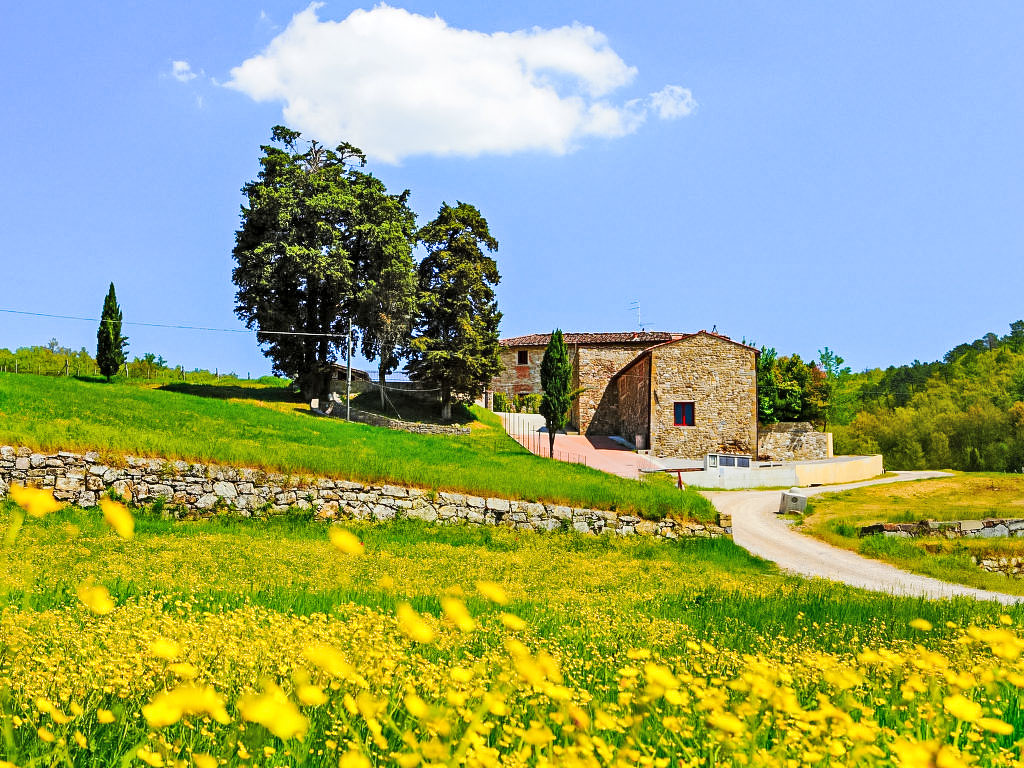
[
  {"x1": 616, "y1": 354, "x2": 650, "y2": 449},
  {"x1": 758, "y1": 422, "x2": 832, "y2": 461},
  {"x1": 648, "y1": 336, "x2": 758, "y2": 459},
  {"x1": 860, "y1": 518, "x2": 1024, "y2": 539},
  {"x1": 576, "y1": 343, "x2": 653, "y2": 435},
  {"x1": 0, "y1": 445, "x2": 730, "y2": 539},
  {"x1": 490, "y1": 346, "x2": 548, "y2": 398}
]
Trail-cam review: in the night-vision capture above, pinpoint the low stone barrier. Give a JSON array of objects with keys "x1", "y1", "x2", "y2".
[
  {"x1": 973, "y1": 555, "x2": 1024, "y2": 577},
  {"x1": 332, "y1": 406, "x2": 470, "y2": 436},
  {"x1": 0, "y1": 445, "x2": 729, "y2": 540},
  {"x1": 860, "y1": 518, "x2": 1024, "y2": 539}
]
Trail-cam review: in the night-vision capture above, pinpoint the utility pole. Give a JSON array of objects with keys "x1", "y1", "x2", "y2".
[{"x1": 346, "y1": 317, "x2": 353, "y2": 422}]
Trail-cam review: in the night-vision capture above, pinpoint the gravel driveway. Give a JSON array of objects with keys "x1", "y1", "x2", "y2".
[{"x1": 704, "y1": 471, "x2": 1024, "y2": 605}]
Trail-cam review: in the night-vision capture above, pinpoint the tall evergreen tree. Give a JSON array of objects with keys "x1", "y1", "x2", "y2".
[
  {"x1": 540, "y1": 329, "x2": 573, "y2": 457},
  {"x1": 407, "y1": 202, "x2": 502, "y2": 421},
  {"x1": 96, "y1": 282, "x2": 128, "y2": 382},
  {"x1": 350, "y1": 173, "x2": 418, "y2": 410},
  {"x1": 232, "y1": 127, "x2": 365, "y2": 401}
]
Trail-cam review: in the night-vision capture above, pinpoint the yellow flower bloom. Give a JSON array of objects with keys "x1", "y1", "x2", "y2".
[
  {"x1": 397, "y1": 603, "x2": 435, "y2": 644},
  {"x1": 943, "y1": 694, "x2": 982, "y2": 722},
  {"x1": 328, "y1": 526, "x2": 364, "y2": 555},
  {"x1": 303, "y1": 643, "x2": 355, "y2": 679},
  {"x1": 441, "y1": 597, "x2": 476, "y2": 632},
  {"x1": 149, "y1": 637, "x2": 181, "y2": 660},
  {"x1": 37, "y1": 726, "x2": 55, "y2": 743},
  {"x1": 143, "y1": 685, "x2": 230, "y2": 728},
  {"x1": 192, "y1": 754, "x2": 218, "y2": 768},
  {"x1": 339, "y1": 751, "x2": 371, "y2": 768},
  {"x1": 238, "y1": 683, "x2": 308, "y2": 739},
  {"x1": 500, "y1": 613, "x2": 527, "y2": 631},
  {"x1": 76, "y1": 582, "x2": 115, "y2": 615},
  {"x1": 476, "y1": 581, "x2": 509, "y2": 605},
  {"x1": 707, "y1": 712, "x2": 745, "y2": 735},
  {"x1": 909, "y1": 619, "x2": 932, "y2": 632},
  {"x1": 297, "y1": 683, "x2": 327, "y2": 706},
  {"x1": 977, "y1": 717, "x2": 1014, "y2": 735},
  {"x1": 97, "y1": 709, "x2": 115, "y2": 724},
  {"x1": 9, "y1": 484, "x2": 63, "y2": 517},
  {"x1": 136, "y1": 748, "x2": 165, "y2": 767},
  {"x1": 73, "y1": 730, "x2": 87, "y2": 749},
  {"x1": 99, "y1": 497, "x2": 134, "y2": 538}
]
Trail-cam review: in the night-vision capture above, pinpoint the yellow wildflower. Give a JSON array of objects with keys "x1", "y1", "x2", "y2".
[
  {"x1": 99, "y1": 497, "x2": 134, "y2": 538},
  {"x1": 441, "y1": 597, "x2": 476, "y2": 632},
  {"x1": 977, "y1": 717, "x2": 1014, "y2": 735},
  {"x1": 328, "y1": 526, "x2": 364, "y2": 555},
  {"x1": 76, "y1": 582, "x2": 115, "y2": 615},
  {"x1": 149, "y1": 637, "x2": 181, "y2": 660},
  {"x1": 707, "y1": 712, "x2": 745, "y2": 735},
  {"x1": 97, "y1": 709, "x2": 115, "y2": 724},
  {"x1": 9, "y1": 484, "x2": 63, "y2": 517},
  {"x1": 191, "y1": 755, "x2": 217, "y2": 768},
  {"x1": 500, "y1": 613, "x2": 527, "y2": 631},
  {"x1": 73, "y1": 730, "x2": 87, "y2": 749},
  {"x1": 397, "y1": 602, "x2": 435, "y2": 644},
  {"x1": 943, "y1": 694, "x2": 981, "y2": 722},
  {"x1": 297, "y1": 684, "x2": 327, "y2": 706},
  {"x1": 136, "y1": 748, "x2": 165, "y2": 767},
  {"x1": 476, "y1": 581, "x2": 509, "y2": 605},
  {"x1": 339, "y1": 751, "x2": 371, "y2": 768},
  {"x1": 303, "y1": 643, "x2": 355, "y2": 679},
  {"x1": 142, "y1": 685, "x2": 231, "y2": 728},
  {"x1": 238, "y1": 683, "x2": 308, "y2": 739},
  {"x1": 909, "y1": 618, "x2": 932, "y2": 631}
]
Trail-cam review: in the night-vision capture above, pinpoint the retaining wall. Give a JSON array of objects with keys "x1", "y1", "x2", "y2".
[
  {"x1": 860, "y1": 518, "x2": 1024, "y2": 539},
  {"x1": 758, "y1": 422, "x2": 832, "y2": 462},
  {"x1": 0, "y1": 445, "x2": 729, "y2": 540}
]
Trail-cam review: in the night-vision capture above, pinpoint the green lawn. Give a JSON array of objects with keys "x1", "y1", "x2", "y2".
[
  {"x1": 0, "y1": 373, "x2": 712, "y2": 521},
  {"x1": 802, "y1": 472, "x2": 1024, "y2": 594}
]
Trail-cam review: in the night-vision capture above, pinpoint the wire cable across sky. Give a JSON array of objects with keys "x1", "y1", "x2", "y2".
[{"x1": 0, "y1": 308, "x2": 348, "y2": 338}]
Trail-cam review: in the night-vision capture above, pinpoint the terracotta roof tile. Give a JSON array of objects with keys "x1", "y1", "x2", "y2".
[{"x1": 500, "y1": 331, "x2": 682, "y2": 347}]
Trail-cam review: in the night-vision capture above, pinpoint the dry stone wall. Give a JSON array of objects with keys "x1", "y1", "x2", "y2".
[
  {"x1": 860, "y1": 518, "x2": 1024, "y2": 539},
  {"x1": 974, "y1": 555, "x2": 1024, "y2": 577},
  {"x1": 0, "y1": 445, "x2": 730, "y2": 540},
  {"x1": 758, "y1": 422, "x2": 831, "y2": 461},
  {"x1": 323, "y1": 405, "x2": 470, "y2": 436}
]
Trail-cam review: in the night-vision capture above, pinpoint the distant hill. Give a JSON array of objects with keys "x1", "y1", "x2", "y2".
[{"x1": 833, "y1": 321, "x2": 1024, "y2": 471}]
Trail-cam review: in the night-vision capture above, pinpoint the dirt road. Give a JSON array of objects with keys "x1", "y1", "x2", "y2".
[{"x1": 705, "y1": 472, "x2": 1024, "y2": 605}]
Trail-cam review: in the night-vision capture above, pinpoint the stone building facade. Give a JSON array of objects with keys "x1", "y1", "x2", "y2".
[
  {"x1": 490, "y1": 331, "x2": 759, "y2": 459},
  {"x1": 491, "y1": 332, "x2": 678, "y2": 433},
  {"x1": 614, "y1": 333, "x2": 758, "y2": 458}
]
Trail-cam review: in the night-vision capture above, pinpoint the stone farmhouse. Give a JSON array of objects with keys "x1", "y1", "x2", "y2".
[{"x1": 490, "y1": 331, "x2": 759, "y2": 459}]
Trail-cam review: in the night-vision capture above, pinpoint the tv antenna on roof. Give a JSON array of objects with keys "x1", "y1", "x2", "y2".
[{"x1": 627, "y1": 300, "x2": 654, "y2": 332}]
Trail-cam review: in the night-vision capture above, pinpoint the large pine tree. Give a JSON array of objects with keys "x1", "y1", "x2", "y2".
[
  {"x1": 96, "y1": 282, "x2": 128, "y2": 382},
  {"x1": 407, "y1": 202, "x2": 502, "y2": 421}
]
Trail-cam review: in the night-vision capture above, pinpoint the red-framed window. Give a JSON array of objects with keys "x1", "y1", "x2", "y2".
[
  {"x1": 517, "y1": 350, "x2": 528, "y2": 365},
  {"x1": 673, "y1": 402, "x2": 695, "y2": 426}
]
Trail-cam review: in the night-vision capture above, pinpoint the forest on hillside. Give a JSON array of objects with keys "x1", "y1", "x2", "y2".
[{"x1": 832, "y1": 321, "x2": 1024, "y2": 472}]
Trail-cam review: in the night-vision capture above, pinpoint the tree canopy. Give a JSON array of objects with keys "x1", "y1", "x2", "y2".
[
  {"x1": 540, "y1": 329, "x2": 573, "y2": 456},
  {"x1": 96, "y1": 282, "x2": 127, "y2": 382},
  {"x1": 406, "y1": 202, "x2": 502, "y2": 420}
]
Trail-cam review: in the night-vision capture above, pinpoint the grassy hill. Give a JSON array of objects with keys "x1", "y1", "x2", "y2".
[
  {"x1": 0, "y1": 373, "x2": 711, "y2": 521},
  {"x1": 802, "y1": 473, "x2": 1024, "y2": 595},
  {"x1": 0, "y1": 501, "x2": 1019, "y2": 766}
]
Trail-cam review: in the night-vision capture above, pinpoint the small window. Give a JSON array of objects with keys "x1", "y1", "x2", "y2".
[
  {"x1": 673, "y1": 402, "x2": 695, "y2": 427},
  {"x1": 719, "y1": 455, "x2": 736, "y2": 467},
  {"x1": 737, "y1": 457, "x2": 750, "y2": 468},
  {"x1": 517, "y1": 350, "x2": 528, "y2": 365}
]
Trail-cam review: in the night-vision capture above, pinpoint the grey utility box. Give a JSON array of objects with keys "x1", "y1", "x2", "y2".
[{"x1": 778, "y1": 490, "x2": 808, "y2": 514}]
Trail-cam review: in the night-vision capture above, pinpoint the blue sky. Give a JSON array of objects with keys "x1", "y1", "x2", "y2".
[{"x1": 2, "y1": 1, "x2": 1022, "y2": 376}]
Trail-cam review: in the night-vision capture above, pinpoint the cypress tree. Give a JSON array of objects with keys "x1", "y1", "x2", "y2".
[
  {"x1": 540, "y1": 329, "x2": 573, "y2": 457},
  {"x1": 96, "y1": 282, "x2": 128, "y2": 382}
]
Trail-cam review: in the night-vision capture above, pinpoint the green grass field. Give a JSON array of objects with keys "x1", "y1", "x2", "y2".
[
  {"x1": 0, "y1": 373, "x2": 711, "y2": 521},
  {"x1": 803, "y1": 473, "x2": 1024, "y2": 595},
  {"x1": 2, "y1": 498, "x2": 1022, "y2": 767}
]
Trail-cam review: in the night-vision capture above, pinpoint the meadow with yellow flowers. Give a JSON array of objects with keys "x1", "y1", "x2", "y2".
[{"x1": 1, "y1": 484, "x2": 1023, "y2": 768}]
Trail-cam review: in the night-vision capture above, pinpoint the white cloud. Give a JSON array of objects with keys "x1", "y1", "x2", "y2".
[
  {"x1": 226, "y1": 4, "x2": 695, "y2": 163},
  {"x1": 171, "y1": 60, "x2": 198, "y2": 82},
  {"x1": 648, "y1": 85, "x2": 697, "y2": 120}
]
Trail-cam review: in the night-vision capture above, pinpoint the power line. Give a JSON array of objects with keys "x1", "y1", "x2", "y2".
[{"x1": 0, "y1": 308, "x2": 348, "y2": 338}]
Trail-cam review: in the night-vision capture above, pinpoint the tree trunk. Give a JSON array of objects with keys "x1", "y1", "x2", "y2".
[
  {"x1": 378, "y1": 366, "x2": 387, "y2": 411},
  {"x1": 548, "y1": 429, "x2": 556, "y2": 459},
  {"x1": 441, "y1": 386, "x2": 452, "y2": 422}
]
